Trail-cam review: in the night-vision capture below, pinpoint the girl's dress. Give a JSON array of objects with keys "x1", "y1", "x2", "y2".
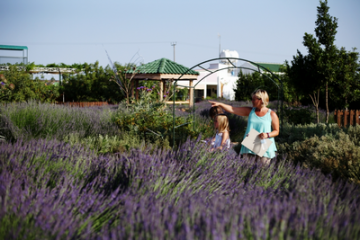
[
  {"x1": 240, "y1": 108, "x2": 277, "y2": 158},
  {"x1": 212, "y1": 131, "x2": 231, "y2": 149}
]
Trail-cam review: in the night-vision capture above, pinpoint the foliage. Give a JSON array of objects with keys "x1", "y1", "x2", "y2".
[
  {"x1": 0, "y1": 73, "x2": 15, "y2": 101},
  {"x1": 277, "y1": 122, "x2": 341, "y2": 145},
  {"x1": 329, "y1": 47, "x2": 360, "y2": 109},
  {"x1": 233, "y1": 69, "x2": 298, "y2": 105},
  {"x1": 277, "y1": 123, "x2": 360, "y2": 183},
  {"x1": 114, "y1": 88, "x2": 213, "y2": 148},
  {"x1": 171, "y1": 87, "x2": 189, "y2": 101},
  {"x1": 25, "y1": 61, "x2": 36, "y2": 71},
  {"x1": 278, "y1": 125, "x2": 360, "y2": 184},
  {"x1": 63, "y1": 133, "x2": 146, "y2": 154},
  {"x1": 281, "y1": 105, "x2": 315, "y2": 125},
  {"x1": 0, "y1": 65, "x2": 60, "y2": 103},
  {"x1": 109, "y1": 62, "x2": 137, "y2": 104},
  {"x1": 286, "y1": 49, "x2": 323, "y2": 123},
  {"x1": 1, "y1": 100, "x2": 360, "y2": 238},
  {"x1": 313, "y1": 0, "x2": 339, "y2": 122},
  {"x1": 234, "y1": 71, "x2": 279, "y2": 102},
  {"x1": 0, "y1": 101, "x2": 119, "y2": 142},
  {"x1": 60, "y1": 61, "x2": 123, "y2": 103},
  {"x1": 1, "y1": 137, "x2": 360, "y2": 239},
  {"x1": 286, "y1": 0, "x2": 360, "y2": 121}
]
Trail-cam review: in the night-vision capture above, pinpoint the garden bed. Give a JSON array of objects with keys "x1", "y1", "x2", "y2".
[{"x1": 0, "y1": 101, "x2": 359, "y2": 239}]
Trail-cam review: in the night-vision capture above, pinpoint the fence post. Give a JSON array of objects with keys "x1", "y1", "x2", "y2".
[
  {"x1": 344, "y1": 110, "x2": 349, "y2": 127},
  {"x1": 356, "y1": 110, "x2": 360, "y2": 125},
  {"x1": 334, "y1": 109, "x2": 343, "y2": 127},
  {"x1": 350, "y1": 110, "x2": 355, "y2": 126}
]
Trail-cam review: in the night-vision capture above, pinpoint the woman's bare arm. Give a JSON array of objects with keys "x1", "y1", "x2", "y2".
[
  {"x1": 270, "y1": 111, "x2": 280, "y2": 137},
  {"x1": 258, "y1": 110, "x2": 280, "y2": 139},
  {"x1": 208, "y1": 101, "x2": 252, "y2": 117}
]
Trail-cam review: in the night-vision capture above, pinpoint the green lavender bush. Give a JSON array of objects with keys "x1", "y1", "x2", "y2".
[
  {"x1": 114, "y1": 89, "x2": 214, "y2": 148},
  {"x1": 277, "y1": 123, "x2": 360, "y2": 183},
  {"x1": 0, "y1": 101, "x2": 119, "y2": 142}
]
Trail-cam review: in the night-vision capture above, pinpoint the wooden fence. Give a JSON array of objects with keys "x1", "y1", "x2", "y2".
[
  {"x1": 334, "y1": 109, "x2": 360, "y2": 127},
  {"x1": 56, "y1": 102, "x2": 108, "y2": 107}
]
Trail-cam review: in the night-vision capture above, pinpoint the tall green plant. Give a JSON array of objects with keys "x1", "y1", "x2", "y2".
[
  {"x1": 287, "y1": 0, "x2": 359, "y2": 121},
  {"x1": 60, "y1": 61, "x2": 123, "y2": 103},
  {"x1": 330, "y1": 48, "x2": 360, "y2": 109},
  {"x1": 234, "y1": 69, "x2": 294, "y2": 104},
  {"x1": 115, "y1": 88, "x2": 213, "y2": 148},
  {"x1": 1, "y1": 65, "x2": 59, "y2": 103},
  {"x1": 286, "y1": 50, "x2": 323, "y2": 123}
]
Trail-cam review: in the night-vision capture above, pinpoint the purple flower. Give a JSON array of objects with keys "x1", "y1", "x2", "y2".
[{"x1": 1, "y1": 82, "x2": 5, "y2": 85}]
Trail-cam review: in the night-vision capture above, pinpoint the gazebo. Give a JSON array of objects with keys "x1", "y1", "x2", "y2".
[{"x1": 125, "y1": 58, "x2": 199, "y2": 107}]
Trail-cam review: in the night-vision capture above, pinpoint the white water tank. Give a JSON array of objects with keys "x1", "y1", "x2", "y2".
[{"x1": 220, "y1": 50, "x2": 239, "y2": 65}]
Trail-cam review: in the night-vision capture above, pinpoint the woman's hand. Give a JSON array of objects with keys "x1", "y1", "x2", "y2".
[
  {"x1": 259, "y1": 132, "x2": 268, "y2": 139},
  {"x1": 208, "y1": 100, "x2": 220, "y2": 107},
  {"x1": 208, "y1": 101, "x2": 251, "y2": 117}
]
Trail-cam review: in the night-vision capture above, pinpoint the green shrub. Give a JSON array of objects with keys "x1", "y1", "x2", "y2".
[
  {"x1": 277, "y1": 122, "x2": 341, "y2": 145},
  {"x1": 282, "y1": 106, "x2": 315, "y2": 125},
  {"x1": 63, "y1": 132, "x2": 165, "y2": 154},
  {"x1": 277, "y1": 124, "x2": 360, "y2": 183},
  {"x1": 1, "y1": 65, "x2": 60, "y2": 103},
  {"x1": 114, "y1": 90, "x2": 214, "y2": 148},
  {"x1": 0, "y1": 101, "x2": 119, "y2": 141}
]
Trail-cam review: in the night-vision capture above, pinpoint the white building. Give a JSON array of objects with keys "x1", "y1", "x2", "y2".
[
  {"x1": 193, "y1": 50, "x2": 240, "y2": 101},
  {"x1": 192, "y1": 50, "x2": 284, "y2": 101}
]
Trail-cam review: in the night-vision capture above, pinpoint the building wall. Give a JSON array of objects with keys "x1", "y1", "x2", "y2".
[
  {"x1": 182, "y1": 60, "x2": 283, "y2": 101},
  {"x1": 193, "y1": 63, "x2": 238, "y2": 100}
]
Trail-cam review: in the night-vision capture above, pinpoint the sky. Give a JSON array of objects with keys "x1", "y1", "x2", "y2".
[{"x1": 1, "y1": 0, "x2": 360, "y2": 70}]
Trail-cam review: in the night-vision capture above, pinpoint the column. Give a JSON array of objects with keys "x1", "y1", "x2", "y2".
[
  {"x1": 189, "y1": 80, "x2": 194, "y2": 107},
  {"x1": 160, "y1": 80, "x2": 164, "y2": 101}
]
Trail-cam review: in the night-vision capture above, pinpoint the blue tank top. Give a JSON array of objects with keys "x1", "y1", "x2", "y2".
[{"x1": 240, "y1": 108, "x2": 277, "y2": 158}]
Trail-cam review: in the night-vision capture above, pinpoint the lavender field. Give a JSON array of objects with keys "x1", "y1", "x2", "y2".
[{"x1": 0, "y1": 102, "x2": 359, "y2": 239}]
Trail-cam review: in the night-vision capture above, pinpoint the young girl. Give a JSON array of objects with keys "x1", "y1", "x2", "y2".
[{"x1": 211, "y1": 114, "x2": 231, "y2": 150}]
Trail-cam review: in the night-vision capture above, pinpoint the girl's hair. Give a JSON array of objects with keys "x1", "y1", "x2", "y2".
[
  {"x1": 209, "y1": 106, "x2": 224, "y2": 119},
  {"x1": 251, "y1": 89, "x2": 269, "y2": 107},
  {"x1": 216, "y1": 114, "x2": 230, "y2": 133}
]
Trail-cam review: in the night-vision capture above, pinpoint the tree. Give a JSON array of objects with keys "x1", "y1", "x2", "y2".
[
  {"x1": 234, "y1": 69, "x2": 295, "y2": 105},
  {"x1": 0, "y1": 74, "x2": 15, "y2": 101},
  {"x1": 109, "y1": 62, "x2": 138, "y2": 104},
  {"x1": 286, "y1": 50, "x2": 323, "y2": 123},
  {"x1": 313, "y1": 0, "x2": 338, "y2": 123},
  {"x1": 234, "y1": 70, "x2": 264, "y2": 102},
  {"x1": 60, "y1": 61, "x2": 124, "y2": 103},
  {"x1": 287, "y1": 0, "x2": 337, "y2": 123},
  {"x1": 1, "y1": 65, "x2": 60, "y2": 103},
  {"x1": 329, "y1": 48, "x2": 360, "y2": 109},
  {"x1": 287, "y1": 0, "x2": 359, "y2": 122}
]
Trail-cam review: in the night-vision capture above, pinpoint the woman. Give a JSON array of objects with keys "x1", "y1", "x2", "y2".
[{"x1": 209, "y1": 89, "x2": 279, "y2": 165}]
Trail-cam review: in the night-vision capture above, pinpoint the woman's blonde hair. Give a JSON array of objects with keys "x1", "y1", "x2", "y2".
[
  {"x1": 251, "y1": 89, "x2": 269, "y2": 107},
  {"x1": 216, "y1": 114, "x2": 230, "y2": 133}
]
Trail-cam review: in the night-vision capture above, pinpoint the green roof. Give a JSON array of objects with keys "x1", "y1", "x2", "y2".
[
  {"x1": 0, "y1": 45, "x2": 28, "y2": 51},
  {"x1": 127, "y1": 58, "x2": 199, "y2": 75},
  {"x1": 254, "y1": 62, "x2": 283, "y2": 73}
]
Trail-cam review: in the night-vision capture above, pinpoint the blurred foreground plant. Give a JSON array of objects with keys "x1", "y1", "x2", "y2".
[{"x1": 1, "y1": 137, "x2": 360, "y2": 239}]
